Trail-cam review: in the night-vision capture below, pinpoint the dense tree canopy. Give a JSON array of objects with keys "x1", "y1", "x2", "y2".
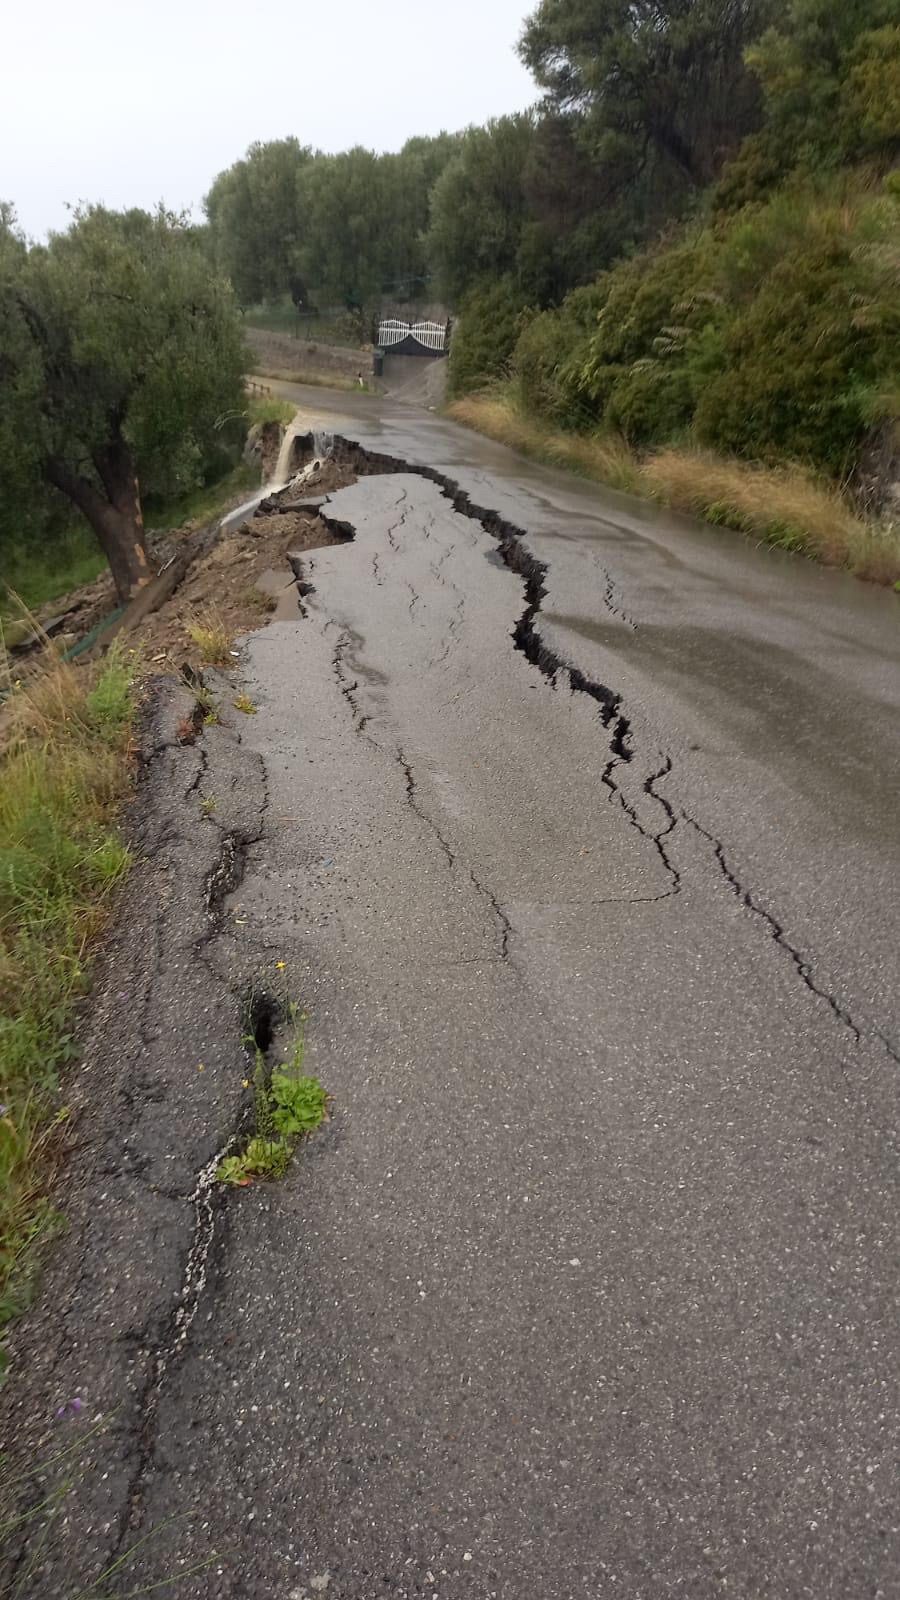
[
  {"x1": 747, "y1": 0, "x2": 900, "y2": 162},
  {"x1": 205, "y1": 138, "x2": 313, "y2": 306},
  {"x1": 450, "y1": 0, "x2": 899, "y2": 493},
  {"x1": 205, "y1": 134, "x2": 460, "y2": 309},
  {"x1": 0, "y1": 206, "x2": 245, "y2": 599},
  {"x1": 426, "y1": 117, "x2": 537, "y2": 303},
  {"x1": 519, "y1": 0, "x2": 776, "y2": 190}
]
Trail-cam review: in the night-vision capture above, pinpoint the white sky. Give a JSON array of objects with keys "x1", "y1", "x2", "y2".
[{"x1": 3, "y1": 0, "x2": 537, "y2": 240}]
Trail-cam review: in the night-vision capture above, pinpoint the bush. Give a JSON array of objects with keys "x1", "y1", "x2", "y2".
[
  {"x1": 500, "y1": 171, "x2": 898, "y2": 482},
  {"x1": 448, "y1": 277, "x2": 530, "y2": 397},
  {"x1": 511, "y1": 283, "x2": 608, "y2": 427},
  {"x1": 605, "y1": 361, "x2": 695, "y2": 446},
  {"x1": 696, "y1": 187, "x2": 899, "y2": 474},
  {"x1": 557, "y1": 238, "x2": 718, "y2": 433}
]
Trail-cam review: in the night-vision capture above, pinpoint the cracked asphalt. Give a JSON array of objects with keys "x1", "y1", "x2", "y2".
[{"x1": 3, "y1": 392, "x2": 899, "y2": 1600}]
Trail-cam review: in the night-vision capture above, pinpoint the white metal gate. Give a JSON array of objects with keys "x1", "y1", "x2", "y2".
[{"x1": 377, "y1": 318, "x2": 447, "y2": 353}]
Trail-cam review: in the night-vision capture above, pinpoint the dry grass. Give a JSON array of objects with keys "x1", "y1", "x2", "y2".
[
  {"x1": 643, "y1": 449, "x2": 900, "y2": 582},
  {"x1": 448, "y1": 393, "x2": 642, "y2": 494},
  {"x1": 448, "y1": 391, "x2": 900, "y2": 587},
  {"x1": 249, "y1": 365, "x2": 373, "y2": 394},
  {"x1": 185, "y1": 606, "x2": 231, "y2": 664}
]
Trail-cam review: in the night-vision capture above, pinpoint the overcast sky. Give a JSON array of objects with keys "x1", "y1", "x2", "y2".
[{"x1": 3, "y1": 0, "x2": 537, "y2": 240}]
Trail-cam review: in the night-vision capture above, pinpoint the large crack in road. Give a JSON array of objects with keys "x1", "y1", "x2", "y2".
[{"x1": 304, "y1": 435, "x2": 881, "y2": 1047}]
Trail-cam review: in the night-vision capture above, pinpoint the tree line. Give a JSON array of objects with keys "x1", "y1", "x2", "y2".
[
  {"x1": 204, "y1": 134, "x2": 460, "y2": 310},
  {"x1": 202, "y1": 0, "x2": 789, "y2": 313}
]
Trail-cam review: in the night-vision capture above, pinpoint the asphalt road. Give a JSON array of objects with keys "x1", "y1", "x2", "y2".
[{"x1": 5, "y1": 391, "x2": 898, "y2": 1599}]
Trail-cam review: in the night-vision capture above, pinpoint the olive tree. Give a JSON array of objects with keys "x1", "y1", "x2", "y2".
[{"x1": 0, "y1": 204, "x2": 246, "y2": 601}]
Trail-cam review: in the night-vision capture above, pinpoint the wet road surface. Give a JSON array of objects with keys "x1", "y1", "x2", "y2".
[{"x1": 7, "y1": 391, "x2": 898, "y2": 1599}]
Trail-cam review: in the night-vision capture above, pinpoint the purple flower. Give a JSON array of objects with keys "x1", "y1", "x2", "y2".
[
  {"x1": 0, "y1": 1105, "x2": 8, "y2": 1118},
  {"x1": 55, "y1": 1397, "x2": 84, "y2": 1421}
]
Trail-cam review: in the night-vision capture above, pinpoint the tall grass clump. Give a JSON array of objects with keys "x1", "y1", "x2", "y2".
[{"x1": 0, "y1": 644, "x2": 135, "y2": 1359}]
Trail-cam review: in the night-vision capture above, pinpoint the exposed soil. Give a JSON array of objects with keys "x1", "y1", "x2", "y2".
[
  {"x1": 19, "y1": 458, "x2": 358, "y2": 679},
  {"x1": 130, "y1": 505, "x2": 342, "y2": 668}
]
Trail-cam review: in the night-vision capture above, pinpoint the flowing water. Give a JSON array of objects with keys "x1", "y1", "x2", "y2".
[{"x1": 219, "y1": 417, "x2": 332, "y2": 536}]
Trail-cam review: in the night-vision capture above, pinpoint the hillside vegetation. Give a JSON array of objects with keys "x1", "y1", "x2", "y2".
[{"x1": 446, "y1": 0, "x2": 899, "y2": 578}]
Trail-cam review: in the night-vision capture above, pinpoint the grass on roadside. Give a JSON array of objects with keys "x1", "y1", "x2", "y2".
[
  {"x1": 244, "y1": 393, "x2": 296, "y2": 427},
  {"x1": 144, "y1": 459, "x2": 258, "y2": 535},
  {"x1": 243, "y1": 301, "x2": 368, "y2": 347},
  {"x1": 185, "y1": 606, "x2": 231, "y2": 665},
  {"x1": 0, "y1": 646, "x2": 135, "y2": 1360},
  {"x1": 448, "y1": 390, "x2": 900, "y2": 588},
  {"x1": 448, "y1": 391, "x2": 642, "y2": 495},
  {"x1": 249, "y1": 365, "x2": 374, "y2": 395},
  {"x1": 1, "y1": 527, "x2": 107, "y2": 619}
]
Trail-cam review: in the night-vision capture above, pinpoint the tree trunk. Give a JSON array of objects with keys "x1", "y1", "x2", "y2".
[{"x1": 45, "y1": 439, "x2": 152, "y2": 603}]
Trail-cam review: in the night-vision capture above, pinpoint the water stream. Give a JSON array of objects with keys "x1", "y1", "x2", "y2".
[{"x1": 218, "y1": 420, "x2": 333, "y2": 537}]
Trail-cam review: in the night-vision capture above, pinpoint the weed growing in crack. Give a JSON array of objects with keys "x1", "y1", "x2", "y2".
[
  {"x1": 217, "y1": 1006, "x2": 326, "y2": 1187},
  {"x1": 241, "y1": 585, "x2": 278, "y2": 616},
  {"x1": 185, "y1": 607, "x2": 230, "y2": 665},
  {"x1": 232, "y1": 693, "x2": 257, "y2": 716},
  {"x1": 199, "y1": 795, "x2": 217, "y2": 818}
]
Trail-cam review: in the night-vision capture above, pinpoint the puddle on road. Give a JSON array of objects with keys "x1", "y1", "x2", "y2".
[{"x1": 256, "y1": 567, "x2": 304, "y2": 621}]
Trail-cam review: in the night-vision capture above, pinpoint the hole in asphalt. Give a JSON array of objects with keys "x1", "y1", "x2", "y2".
[{"x1": 242, "y1": 989, "x2": 283, "y2": 1057}]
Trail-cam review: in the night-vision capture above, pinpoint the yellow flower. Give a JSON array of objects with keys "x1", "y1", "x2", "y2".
[
  {"x1": 241, "y1": 1078, "x2": 251, "y2": 1089},
  {"x1": 275, "y1": 961, "x2": 286, "y2": 971}
]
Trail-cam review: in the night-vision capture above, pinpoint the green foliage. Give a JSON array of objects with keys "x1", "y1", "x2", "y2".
[
  {"x1": 695, "y1": 185, "x2": 899, "y2": 473},
  {"x1": 206, "y1": 134, "x2": 460, "y2": 309},
  {"x1": 205, "y1": 138, "x2": 312, "y2": 306},
  {"x1": 511, "y1": 283, "x2": 609, "y2": 426},
  {"x1": 746, "y1": 0, "x2": 899, "y2": 168},
  {"x1": 218, "y1": 1017, "x2": 326, "y2": 1186},
  {"x1": 426, "y1": 117, "x2": 536, "y2": 303},
  {"x1": 841, "y1": 25, "x2": 900, "y2": 154},
  {"x1": 508, "y1": 169, "x2": 899, "y2": 476},
  {"x1": 85, "y1": 654, "x2": 135, "y2": 740},
  {"x1": 448, "y1": 278, "x2": 531, "y2": 397},
  {"x1": 1, "y1": 524, "x2": 106, "y2": 616},
  {"x1": 270, "y1": 1073, "x2": 327, "y2": 1137},
  {"x1": 0, "y1": 203, "x2": 247, "y2": 594},
  {"x1": 520, "y1": 0, "x2": 776, "y2": 190},
  {"x1": 0, "y1": 651, "x2": 135, "y2": 1358},
  {"x1": 217, "y1": 1137, "x2": 292, "y2": 1186}
]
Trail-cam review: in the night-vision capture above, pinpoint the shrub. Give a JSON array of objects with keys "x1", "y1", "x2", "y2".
[
  {"x1": 447, "y1": 277, "x2": 530, "y2": 397},
  {"x1": 696, "y1": 187, "x2": 899, "y2": 474},
  {"x1": 605, "y1": 361, "x2": 695, "y2": 447},
  {"x1": 511, "y1": 292, "x2": 600, "y2": 428}
]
